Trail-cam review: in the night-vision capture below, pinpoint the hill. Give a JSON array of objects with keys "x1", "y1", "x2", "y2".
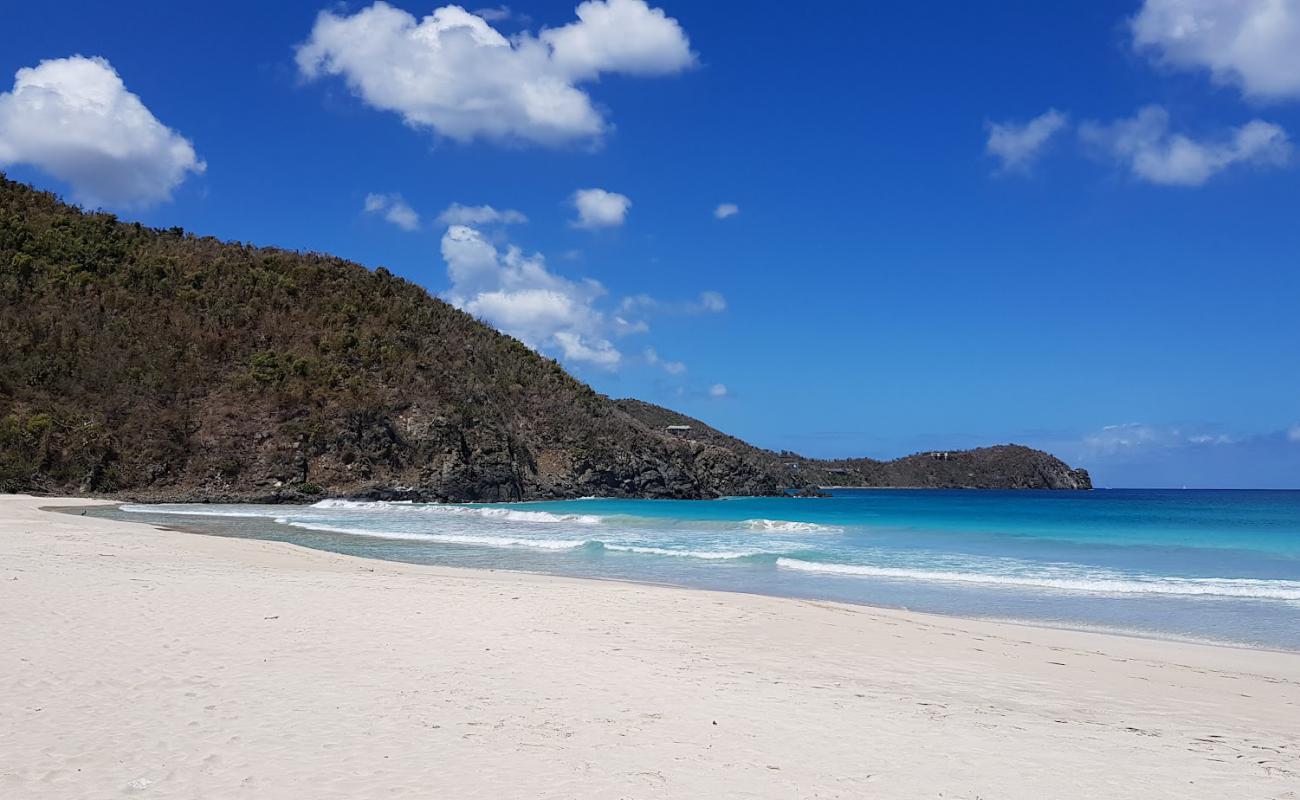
[
  {"x1": 614, "y1": 401, "x2": 1092, "y2": 490},
  {"x1": 0, "y1": 175, "x2": 1088, "y2": 501},
  {"x1": 0, "y1": 176, "x2": 784, "y2": 500}
]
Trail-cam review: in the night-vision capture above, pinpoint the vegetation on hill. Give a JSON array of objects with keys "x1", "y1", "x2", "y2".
[
  {"x1": 614, "y1": 401, "x2": 1092, "y2": 490},
  {"x1": 0, "y1": 175, "x2": 784, "y2": 500},
  {"x1": 0, "y1": 175, "x2": 1089, "y2": 500}
]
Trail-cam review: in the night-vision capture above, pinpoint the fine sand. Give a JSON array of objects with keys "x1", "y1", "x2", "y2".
[{"x1": 2, "y1": 495, "x2": 1298, "y2": 799}]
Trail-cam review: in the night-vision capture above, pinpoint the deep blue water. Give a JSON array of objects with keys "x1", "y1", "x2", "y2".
[{"x1": 98, "y1": 488, "x2": 1300, "y2": 650}]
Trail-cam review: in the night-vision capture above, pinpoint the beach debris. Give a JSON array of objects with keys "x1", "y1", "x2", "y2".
[{"x1": 125, "y1": 776, "x2": 154, "y2": 792}]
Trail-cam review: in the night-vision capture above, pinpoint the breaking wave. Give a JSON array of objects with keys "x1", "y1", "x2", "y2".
[
  {"x1": 282, "y1": 520, "x2": 588, "y2": 550},
  {"x1": 742, "y1": 518, "x2": 841, "y2": 534},
  {"x1": 285, "y1": 521, "x2": 781, "y2": 560},
  {"x1": 600, "y1": 544, "x2": 772, "y2": 560},
  {"x1": 310, "y1": 499, "x2": 603, "y2": 525},
  {"x1": 775, "y1": 558, "x2": 1300, "y2": 600}
]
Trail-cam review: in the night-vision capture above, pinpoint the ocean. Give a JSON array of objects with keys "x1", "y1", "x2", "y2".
[{"x1": 97, "y1": 488, "x2": 1300, "y2": 650}]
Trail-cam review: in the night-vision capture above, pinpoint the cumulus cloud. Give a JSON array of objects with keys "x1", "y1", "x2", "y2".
[
  {"x1": 643, "y1": 347, "x2": 686, "y2": 374},
  {"x1": 296, "y1": 0, "x2": 695, "y2": 147},
  {"x1": 985, "y1": 109, "x2": 1068, "y2": 172},
  {"x1": 541, "y1": 0, "x2": 694, "y2": 78},
  {"x1": 436, "y1": 203, "x2": 528, "y2": 227},
  {"x1": 709, "y1": 383, "x2": 728, "y2": 398},
  {"x1": 363, "y1": 192, "x2": 421, "y2": 231},
  {"x1": 440, "y1": 224, "x2": 726, "y2": 371},
  {"x1": 1079, "y1": 105, "x2": 1290, "y2": 186},
  {"x1": 571, "y1": 187, "x2": 631, "y2": 228},
  {"x1": 1132, "y1": 0, "x2": 1300, "y2": 100},
  {"x1": 0, "y1": 55, "x2": 204, "y2": 207},
  {"x1": 552, "y1": 330, "x2": 620, "y2": 367},
  {"x1": 441, "y1": 224, "x2": 621, "y2": 368},
  {"x1": 714, "y1": 202, "x2": 739, "y2": 219}
]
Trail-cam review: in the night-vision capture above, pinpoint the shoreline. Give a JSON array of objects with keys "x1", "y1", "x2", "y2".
[
  {"x1": 74, "y1": 502, "x2": 1297, "y2": 656},
  {"x1": 4, "y1": 494, "x2": 1299, "y2": 797}
]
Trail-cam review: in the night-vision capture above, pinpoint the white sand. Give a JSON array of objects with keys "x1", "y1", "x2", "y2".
[{"x1": 1, "y1": 495, "x2": 1298, "y2": 799}]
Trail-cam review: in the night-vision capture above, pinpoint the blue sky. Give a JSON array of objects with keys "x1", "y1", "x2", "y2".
[{"x1": 2, "y1": 0, "x2": 1298, "y2": 487}]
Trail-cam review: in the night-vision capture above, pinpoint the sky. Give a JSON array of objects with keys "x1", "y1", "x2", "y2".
[{"x1": 2, "y1": 0, "x2": 1298, "y2": 488}]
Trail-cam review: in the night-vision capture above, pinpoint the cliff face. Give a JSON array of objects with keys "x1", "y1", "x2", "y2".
[{"x1": 0, "y1": 176, "x2": 1090, "y2": 501}]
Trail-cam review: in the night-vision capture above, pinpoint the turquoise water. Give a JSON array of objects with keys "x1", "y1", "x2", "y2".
[{"x1": 101, "y1": 489, "x2": 1300, "y2": 650}]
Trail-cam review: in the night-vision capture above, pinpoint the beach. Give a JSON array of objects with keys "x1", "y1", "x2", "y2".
[{"x1": 2, "y1": 494, "x2": 1298, "y2": 799}]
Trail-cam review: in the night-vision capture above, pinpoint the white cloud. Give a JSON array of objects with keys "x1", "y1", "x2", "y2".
[
  {"x1": 1079, "y1": 105, "x2": 1290, "y2": 186},
  {"x1": 714, "y1": 202, "x2": 739, "y2": 219},
  {"x1": 1288, "y1": 425, "x2": 1300, "y2": 443},
  {"x1": 541, "y1": 0, "x2": 695, "y2": 79},
  {"x1": 473, "y1": 6, "x2": 517, "y2": 23},
  {"x1": 296, "y1": 0, "x2": 694, "y2": 147},
  {"x1": 1187, "y1": 433, "x2": 1237, "y2": 445},
  {"x1": 619, "y1": 294, "x2": 657, "y2": 313},
  {"x1": 620, "y1": 290, "x2": 726, "y2": 315},
  {"x1": 436, "y1": 203, "x2": 528, "y2": 227},
  {"x1": 613, "y1": 316, "x2": 649, "y2": 335},
  {"x1": 643, "y1": 347, "x2": 686, "y2": 374},
  {"x1": 441, "y1": 224, "x2": 620, "y2": 368},
  {"x1": 571, "y1": 187, "x2": 630, "y2": 228},
  {"x1": 553, "y1": 331, "x2": 620, "y2": 367},
  {"x1": 363, "y1": 192, "x2": 420, "y2": 231},
  {"x1": 0, "y1": 55, "x2": 204, "y2": 207},
  {"x1": 1132, "y1": 0, "x2": 1300, "y2": 100},
  {"x1": 440, "y1": 224, "x2": 725, "y2": 371},
  {"x1": 985, "y1": 109, "x2": 1068, "y2": 172},
  {"x1": 709, "y1": 383, "x2": 728, "y2": 398},
  {"x1": 1082, "y1": 423, "x2": 1179, "y2": 455},
  {"x1": 1082, "y1": 422, "x2": 1245, "y2": 456},
  {"x1": 696, "y1": 290, "x2": 727, "y2": 312}
]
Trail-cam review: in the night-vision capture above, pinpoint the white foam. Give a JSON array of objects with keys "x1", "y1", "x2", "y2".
[
  {"x1": 601, "y1": 544, "x2": 763, "y2": 560},
  {"x1": 283, "y1": 520, "x2": 587, "y2": 550},
  {"x1": 743, "y1": 518, "x2": 841, "y2": 534},
  {"x1": 310, "y1": 499, "x2": 412, "y2": 509},
  {"x1": 309, "y1": 499, "x2": 603, "y2": 525},
  {"x1": 774, "y1": 558, "x2": 1300, "y2": 601},
  {"x1": 120, "y1": 504, "x2": 275, "y2": 518}
]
